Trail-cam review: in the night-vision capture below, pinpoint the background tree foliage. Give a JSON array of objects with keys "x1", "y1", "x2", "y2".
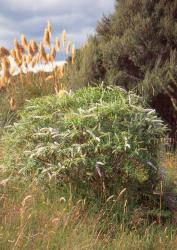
[{"x1": 65, "y1": 0, "x2": 177, "y2": 143}]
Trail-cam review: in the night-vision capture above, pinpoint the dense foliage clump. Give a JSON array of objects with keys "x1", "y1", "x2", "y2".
[
  {"x1": 2, "y1": 86, "x2": 166, "y2": 209},
  {"x1": 65, "y1": 0, "x2": 177, "y2": 142}
]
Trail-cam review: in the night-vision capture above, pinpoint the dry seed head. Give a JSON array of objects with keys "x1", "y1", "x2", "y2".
[
  {"x1": 66, "y1": 41, "x2": 71, "y2": 54},
  {"x1": 54, "y1": 83, "x2": 59, "y2": 94},
  {"x1": 0, "y1": 77, "x2": 6, "y2": 90},
  {"x1": 22, "y1": 54, "x2": 27, "y2": 63},
  {"x1": 0, "y1": 46, "x2": 10, "y2": 58},
  {"x1": 30, "y1": 40, "x2": 38, "y2": 54},
  {"x1": 3, "y1": 68, "x2": 11, "y2": 80},
  {"x1": 16, "y1": 49, "x2": 23, "y2": 63},
  {"x1": 35, "y1": 53, "x2": 40, "y2": 64},
  {"x1": 31, "y1": 58, "x2": 36, "y2": 68},
  {"x1": 10, "y1": 67, "x2": 16, "y2": 75},
  {"x1": 18, "y1": 45, "x2": 25, "y2": 54},
  {"x1": 43, "y1": 29, "x2": 50, "y2": 48},
  {"x1": 39, "y1": 43, "x2": 48, "y2": 64},
  {"x1": 47, "y1": 21, "x2": 52, "y2": 37},
  {"x1": 22, "y1": 195, "x2": 33, "y2": 207},
  {"x1": 58, "y1": 89, "x2": 68, "y2": 98},
  {"x1": 50, "y1": 45, "x2": 56, "y2": 62},
  {"x1": 21, "y1": 34, "x2": 28, "y2": 48},
  {"x1": 26, "y1": 54, "x2": 33, "y2": 64},
  {"x1": 19, "y1": 45, "x2": 25, "y2": 54},
  {"x1": 28, "y1": 43, "x2": 35, "y2": 57},
  {"x1": 14, "y1": 39, "x2": 25, "y2": 54},
  {"x1": 1, "y1": 58, "x2": 11, "y2": 80},
  {"x1": 56, "y1": 37, "x2": 60, "y2": 51},
  {"x1": 10, "y1": 97, "x2": 16, "y2": 110},
  {"x1": 47, "y1": 54, "x2": 51, "y2": 62},
  {"x1": 45, "y1": 74, "x2": 54, "y2": 81},
  {"x1": 17, "y1": 59, "x2": 22, "y2": 67},
  {"x1": 1, "y1": 57, "x2": 11, "y2": 69},
  {"x1": 72, "y1": 44, "x2": 76, "y2": 64},
  {"x1": 14, "y1": 56, "x2": 22, "y2": 67},
  {"x1": 11, "y1": 49, "x2": 17, "y2": 59},
  {"x1": 62, "y1": 30, "x2": 66, "y2": 46},
  {"x1": 14, "y1": 39, "x2": 19, "y2": 50},
  {"x1": 57, "y1": 65, "x2": 65, "y2": 78},
  {"x1": 31, "y1": 55, "x2": 38, "y2": 67}
]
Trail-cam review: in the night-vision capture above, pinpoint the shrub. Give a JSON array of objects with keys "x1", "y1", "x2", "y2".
[{"x1": 2, "y1": 86, "x2": 166, "y2": 207}]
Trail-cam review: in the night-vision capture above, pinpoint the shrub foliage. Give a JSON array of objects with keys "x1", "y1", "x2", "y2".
[{"x1": 2, "y1": 86, "x2": 166, "y2": 205}]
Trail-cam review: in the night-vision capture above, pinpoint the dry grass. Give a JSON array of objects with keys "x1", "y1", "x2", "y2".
[
  {"x1": 0, "y1": 172, "x2": 176, "y2": 250},
  {"x1": 0, "y1": 22, "x2": 76, "y2": 110},
  {"x1": 160, "y1": 146, "x2": 177, "y2": 188}
]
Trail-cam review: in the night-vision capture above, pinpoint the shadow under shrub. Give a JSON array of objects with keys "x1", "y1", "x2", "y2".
[{"x1": 2, "y1": 86, "x2": 166, "y2": 213}]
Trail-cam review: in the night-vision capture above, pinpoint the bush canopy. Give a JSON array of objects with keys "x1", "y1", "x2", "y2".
[{"x1": 2, "y1": 86, "x2": 166, "y2": 206}]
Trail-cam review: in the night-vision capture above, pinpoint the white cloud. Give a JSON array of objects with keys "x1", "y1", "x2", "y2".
[{"x1": 0, "y1": 0, "x2": 115, "y2": 49}]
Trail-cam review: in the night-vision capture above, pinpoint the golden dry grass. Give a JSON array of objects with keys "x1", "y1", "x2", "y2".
[
  {"x1": 0, "y1": 174, "x2": 176, "y2": 250},
  {"x1": 0, "y1": 22, "x2": 76, "y2": 110}
]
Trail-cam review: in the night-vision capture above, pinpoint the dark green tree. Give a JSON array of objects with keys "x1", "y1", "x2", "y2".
[{"x1": 65, "y1": 0, "x2": 177, "y2": 143}]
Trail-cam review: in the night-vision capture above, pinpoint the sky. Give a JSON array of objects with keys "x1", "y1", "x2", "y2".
[{"x1": 0, "y1": 0, "x2": 115, "y2": 51}]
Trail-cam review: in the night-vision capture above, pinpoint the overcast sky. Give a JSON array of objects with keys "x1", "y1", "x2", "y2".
[{"x1": 0, "y1": 0, "x2": 115, "y2": 51}]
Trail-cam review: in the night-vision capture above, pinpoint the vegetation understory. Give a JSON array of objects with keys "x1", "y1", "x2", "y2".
[
  {"x1": 0, "y1": 86, "x2": 176, "y2": 250},
  {"x1": 0, "y1": 1, "x2": 177, "y2": 249}
]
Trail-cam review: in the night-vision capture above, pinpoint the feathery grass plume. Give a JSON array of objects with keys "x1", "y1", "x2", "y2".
[
  {"x1": 35, "y1": 53, "x2": 40, "y2": 64},
  {"x1": 54, "y1": 83, "x2": 59, "y2": 94},
  {"x1": 11, "y1": 49, "x2": 17, "y2": 59},
  {"x1": 21, "y1": 34, "x2": 28, "y2": 49},
  {"x1": 18, "y1": 44, "x2": 25, "y2": 55},
  {"x1": 14, "y1": 39, "x2": 19, "y2": 50},
  {"x1": 57, "y1": 65, "x2": 65, "y2": 78},
  {"x1": 16, "y1": 49, "x2": 23, "y2": 65},
  {"x1": 50, "y1": 45, "x2": 56, "y2": 62},
  {"x1": 57, "y1": 89, "x2": 68, "y2": 97},
  {"x1": 10, "y1": 66, "x2": 16, "y2": 76},
  {"x1": 14, "y1": 39, "x2": 25, "y2": 54},
  {"x1": 1, "y1": 57, "x2": 11, "y2": 82},
  {"x1": 56, "y1": 37, "x2": 60, "y2": 51},
  {"x1": 2, "y1": 69, "x2": 11, "y2": 84},
  {"x1": 1, "y1": 57, "x2": 11, "y2": 69},
  {"x1": 0, "y1": 77, "x2": 6, "y2": 90},
  {"x1": 22, "y1": 54, "x2": 27, "y2": 63},
  {"x1": 28, "y1": 42, "x2": 35, "y2": 57},
  {"x1": 47, "y1": 54, "x2": 51, "y2": 62},
  {"x1": 71, "y1": 44, "x2": 76, "y2": 64},
  {"x1": 30, "y1": 40, "x2": 38, "y2": 54},
  {"x1": 0, "y1": 46, "x2": 10, "y2": 58},
  {"x1": 26, "y1": 54, "x2": 33, "y2": 65},
  {"x1": 43, "y1": 29, "x2": 51, "y2": 48},
  {"x1": 31, "y1": 57, "x2": 36, "y2": 68},
  {"x1": 16, "y1": 58, "x2": 22, "y2": 68},
  {"x1": 47, "y1": 21, "x2": 52, "y2": 38},
  {"x1": 45, "y1": 74, "x2": 54, "y2": 81},
  {"x1": 39, "y1": 43, "x2": 48, "y2": 64},
  {"x1": 66, "y1": 41, "x2": 71, "y2": 54},
  {"x1": 62, "y1": 30, "x2": 66, "y2": 46},
  {"x1": 10, "y1": 97, "x2": 16, "y2": 110}
]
